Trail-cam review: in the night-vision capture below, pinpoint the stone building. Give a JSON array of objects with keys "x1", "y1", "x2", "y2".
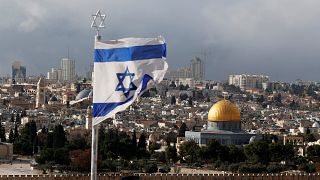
[{"x1": 0, "y1": 142, "x2": 13, "y2": 161}]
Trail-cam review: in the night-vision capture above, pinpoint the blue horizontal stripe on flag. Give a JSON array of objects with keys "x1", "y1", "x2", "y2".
[
  {"x1": 93, "y1": 96, "x2": 134, "y2": 117},
  {"x1": 94, "y1": 44, "x2": 166, "y2": 62}
]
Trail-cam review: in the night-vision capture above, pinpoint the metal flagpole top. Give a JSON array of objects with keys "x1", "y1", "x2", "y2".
[{"x1": 91, "y1": 10, "x2": 106, "y2": 41}]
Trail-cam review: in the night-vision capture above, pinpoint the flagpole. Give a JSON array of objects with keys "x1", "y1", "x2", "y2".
[
  {"x1": 91, "y1": 124, "x2": 98, "y2": 180},
  {"x1": 91, "y1": 35, "x2": 101, "y2": 180},
  {"x1": 90, "y1": 10, "x2": 106, "y2": 180}
]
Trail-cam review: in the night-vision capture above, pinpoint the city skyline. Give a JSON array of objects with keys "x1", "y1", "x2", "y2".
[{"x1": 1, "y1": 1, "x2": 320, "y2": 82}]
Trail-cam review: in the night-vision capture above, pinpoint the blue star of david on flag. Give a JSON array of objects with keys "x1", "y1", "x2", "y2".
[{"x1": 115, "y1": 67, "x2": 137, "y2": 97}]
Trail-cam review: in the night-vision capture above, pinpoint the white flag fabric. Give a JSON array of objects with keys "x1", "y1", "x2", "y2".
[{"x1": 93, "y1": 36, "x2": 168, "y2": 125}]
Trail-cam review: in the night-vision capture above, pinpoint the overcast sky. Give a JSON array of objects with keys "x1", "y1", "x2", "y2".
[{"x1": 1, "y1": 0, "x2": 320, "y2": 82}]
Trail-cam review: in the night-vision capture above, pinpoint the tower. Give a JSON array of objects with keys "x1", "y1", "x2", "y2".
[
  {"x1": 190, "y1": 57, "x2": 204, "y2": 80},
  {"x1": 86, "y1": 106, "x2": 92, "y2": 130},
  {"x1": 12, "y1": 61, "x2": 26, "y2": 84},
  {"x1": 36, "y1": 78, "x2": 46, "y2": 109},
  {"x1": 61, "y1": 58, "x2": 76, "y2": 82}
]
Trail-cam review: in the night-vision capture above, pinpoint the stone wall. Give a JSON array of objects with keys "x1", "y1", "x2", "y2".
[{"x1": 0, "y1": 173, "x2": 320, "y2": 180}]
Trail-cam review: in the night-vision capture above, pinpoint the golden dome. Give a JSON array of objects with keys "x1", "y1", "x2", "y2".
[{"x1": 208, "y1": 100, "x2": 240, "y2": 121}]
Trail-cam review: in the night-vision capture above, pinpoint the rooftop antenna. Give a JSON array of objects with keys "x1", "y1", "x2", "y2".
[
  {"x1": 67, "y1": 47, "x2": 70, "y2": 59},
  {"x1": 90, "y1": 9, "x2": 106, "y2": 180}
]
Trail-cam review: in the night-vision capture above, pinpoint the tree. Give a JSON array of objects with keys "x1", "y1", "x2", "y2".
[
  {"x1": 179, "y1": 140, "x2": 201, "y2": 165},
  {"x1": 98, "y1": 125, "x2": 105, "y2": 157},
  {"x1": 165, "y1": 131, "x2": 176, "y2": 144},
  {"x1": 53, "y1": 125, "x2": 67, "y2": 149},
  {"x1": 269, "y1": 143, "x2": 284, "y2": 162},
  {"x1": 205, "y1": 83, "x2": 210, "y2": 89},
  {"x1": 29, "y1": 121, "x2": 37, "y2": 147},
  {"x1": 15, "y1": 121, "x2": 37, "y2": 155},
  {"x1": 257, "y1": 95, "x2": 265, "y2": 103},
  {"x1": 68, "y1": 136, "x2": 88, "y2": 150},
  {"x1": 102, "y1": 129, "x2": 120, "y2": 159},
  {"x1": 244, "y1": 141, "x2": 270, "y2": 164},
  {"x1": 306, "y1": 145, "x2": 320, "y2": 159},
  {"x1": 228, "y1": 145, "x2": 246, "y2": 163},
  {"x1": 132, "y1": 130, "x2": 137, "y2": 148},
  {"x1": 36, "y1": 148, "x2": 54, "y2": 164},
  {"x1": 16, "y1": 113, "x2": 21, "y2": 124},
  {"x1": 8, "y1": 129, "x2": 14, "y2": 143},
  {"x1": 268, "y1": 143, "x2": 295, "y2": 163},
  {"x1": 305, "y1": 133, "x2": 316, "y2": 142},
  {"x1": 149, "y1": 142, "x2": 161, "y2": 152},
  {"x1": 13, "y1": 123, "x2": 19, "y2": 142},
  {"x1": 138, "y1": 133, "x2": 147, "y2": 151},
  {"x1": 46, "y1": 132, "x2": 54, "y2": 148},
  {"x1": 188, "y1": 97, "x2": 193, "y2": 106},
  {"x1": 166, "y1": 146, "x2": 178, "y2": 163},
  {"x1": 170, "y1": 96, "x2": 176, "y2": 105},
  {"x1": 0, "y1": 123, "x2": 6, "y2": 142},
  {"x1": 283, "y1": 143, "x2": 295, "y2": 161},
  {"x1": 144, "y1": 163, "x2": 158, "y2": 173},
  {"x1": 178, "y1": 123, "x2": 187, "y2": 137},
  {"x1": 205, "y1": 139, "x2": 222, "y2": 162},
  {"x1": 10, "y1": 113, "x2": 15, "y2": 122},
  {"x1": 54, "y1": 148, "x2": 70, "y2": 165}
]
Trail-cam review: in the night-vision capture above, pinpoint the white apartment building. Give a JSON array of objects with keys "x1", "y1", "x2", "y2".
[
  {"x1": 47, "y1": 68, "x2": 63, "y2": 82},
  {"x1": 165, "y1": 57, "x2": 205, "y2": 80},
  {"x1": 229, "y1": 74, "x2": 269, "y2": 90},
  {"x1": 190, "y1": 57, "x2": 205, "y2": 80},
  {"x1": 61, "y1": 58, "x2": 76, "y2": 82}
]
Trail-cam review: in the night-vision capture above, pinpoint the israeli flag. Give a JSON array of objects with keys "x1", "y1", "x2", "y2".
[{"x1": 93, "y1": 36, "x2": 168, "y2": 125}]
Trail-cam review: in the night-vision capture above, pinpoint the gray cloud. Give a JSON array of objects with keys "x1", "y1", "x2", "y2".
[{"x1": 1, "y1": 0, "x2": 320, "y2": 82}]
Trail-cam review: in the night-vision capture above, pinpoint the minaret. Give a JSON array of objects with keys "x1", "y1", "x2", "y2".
[
  {"x1": 86, "y1": 106, "x2": 92, "y2": 130},
  {"x1": 36, "y1": 78, "x2": 46, "y2": 109}
]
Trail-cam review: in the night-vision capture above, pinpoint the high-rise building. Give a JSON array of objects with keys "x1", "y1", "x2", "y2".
[
  {"x1": 61, "y1": 58, "x2": 76, "y2": 82},
  {"x1": 12, "y1": 61, "x2": 26, "y2": 83},
  {"x1": 190, "y1": 57, "x2": 205, "y2": 80},
  {"x1": 229, "y1": 74, "x2": 269, "y2": 90},
  {"x1": 165, "y1": 57, "x2": 205, "y2": 80},
  {"x1": 47, "y1": 68, "x2": 63, "y2": 82},
  {"x1": 86, "y1": 63, "x2": 94, "y2": 81}
]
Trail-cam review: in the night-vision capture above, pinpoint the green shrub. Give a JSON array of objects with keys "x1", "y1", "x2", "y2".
[
  {"x1": 101, "y1": 160, "x2": 117, "y2": 172},
  {"x1": 266, "y1": 164, "x2": 286, "y2": 173},
  {"x1": 144, "y1": 163, "x2": 158, "y2": 173},
  {"x1": 298, "y1": 163, "x2": 316, "y2": 173},
  {"x1": 239, "y1": 164, "x2": 266, "y2": 173}
]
